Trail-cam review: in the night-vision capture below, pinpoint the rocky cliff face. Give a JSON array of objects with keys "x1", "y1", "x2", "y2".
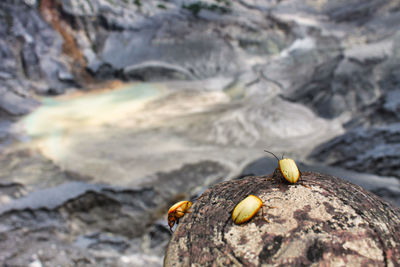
[
  {"x1": 3, "y1": 0, "x2": 398, "y2": 116},
  {"x1": 2, "y1": 0, "x2": 399, "y2": 118},
  {"x1": 0, "y1": 0, "x2": 78, "y2": 116},
  {"x1": 2, "y1": 0, "x2": 400, "y2": 177}
]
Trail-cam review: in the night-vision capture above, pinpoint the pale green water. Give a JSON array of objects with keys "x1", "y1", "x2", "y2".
[
  {"x1": 23, "y1": 83, "x2": 163, "y2": 138},
  {"x1": 16, "y1": 80, "x2": 235, "y2": 186},
  {"x1": 19, "y1": 82, "x2": 165, "y2": 168},
  {"x1": 42, "y1": 83, "x2": 160, "y2": 106}
]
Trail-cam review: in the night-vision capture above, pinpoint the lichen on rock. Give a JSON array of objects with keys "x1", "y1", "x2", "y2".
[{"x1": 165, "y1": 172, "x2": 400, "y2": 266}]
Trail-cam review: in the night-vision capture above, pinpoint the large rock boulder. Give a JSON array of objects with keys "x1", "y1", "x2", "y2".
[{"x1": 165, "y1": 172, "x2": 400, "y2": 266}]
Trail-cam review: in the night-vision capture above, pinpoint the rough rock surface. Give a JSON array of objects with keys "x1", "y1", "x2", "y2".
[
  {"x1": 165, "y1": 172, "x2": 400, "y2": 266},
  {"x1": 311, "y1": 123, "x2": 400, "y2": 179}
]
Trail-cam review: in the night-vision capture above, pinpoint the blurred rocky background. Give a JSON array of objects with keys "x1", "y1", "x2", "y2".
[{"x1": 0, "y1": 0, "x2": 399, "y2": 266}]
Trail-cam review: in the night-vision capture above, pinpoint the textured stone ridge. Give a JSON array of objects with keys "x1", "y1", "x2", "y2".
[{"x1": 165, "y1": 172, "x2": 400, "y2": 266}]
